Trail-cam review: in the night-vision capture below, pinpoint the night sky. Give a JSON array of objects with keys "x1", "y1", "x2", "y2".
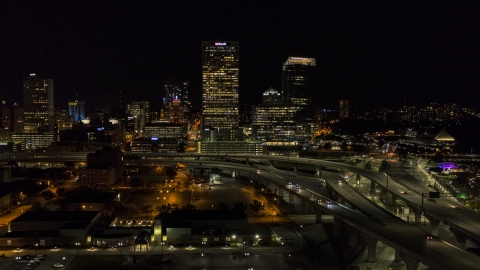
[{"x1": 1, "y1": 1, "x2": 479, "y2": 111}]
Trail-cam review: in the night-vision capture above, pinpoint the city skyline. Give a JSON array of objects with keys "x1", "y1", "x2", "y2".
[{"x1": 1, "y1": 2, "x2": 480, "y2": 111}]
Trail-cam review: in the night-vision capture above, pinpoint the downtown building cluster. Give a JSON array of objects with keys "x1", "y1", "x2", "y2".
[{"x1": 0, "y1": 41, "x2": 477, "y2": 156}]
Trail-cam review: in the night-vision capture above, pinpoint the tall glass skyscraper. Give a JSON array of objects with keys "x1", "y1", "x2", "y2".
[
  {"x1": 23, "y1": 73, "x2": 54, "y2": 133},
  {"x1": 202, "y1": 41, "x2": 239, "y2": 129},
  {"x1": 281, "y1": 57, "x2": 316, "y2": 119},
  {"x1": 164, "y1": 81, "x2": 190, "y2": 120},
  {"x1": 68, "y1": 96, "x2": 86, "y2": 122}
]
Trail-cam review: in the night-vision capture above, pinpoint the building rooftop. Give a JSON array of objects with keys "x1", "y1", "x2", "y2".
[
  {"x1": 12, "y1": 211, "x2": 100, "y2": 222},
  {"x1": 169, "y1": 210, "x2": 246, "y2": 221},
  {"x1": 62, "y1": 192, "x2": 117, "y2": 204},
  {"x1": 61, "y1": 222, "x2": 91, "y2": 230}
]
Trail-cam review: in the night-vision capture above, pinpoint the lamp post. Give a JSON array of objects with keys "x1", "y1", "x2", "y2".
[
  {"x1": 34, "y1": 243, "x2": 38, "y2": 256},
  {"x1": 201, "y1": 241, "x2": 206, "y2": 268},
  {"x1": 75, "y1": 242, "x2": 80, "y2": 256}
]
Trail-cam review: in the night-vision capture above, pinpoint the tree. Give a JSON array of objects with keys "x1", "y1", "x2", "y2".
[
  {"x1": 217, "y1": 202, "x2": 230, "y2": 210},
  {"x1": 140, "y1": 204, "x2": 153, "y2": 217},
  {"x1": 233, "y1": 202, "x2": 246, "y2": 210},
  {"x1": 249, "y1": 200, "x2": 264, "y2": 214},
  {"x1": 181, "y1": 203, "x2": 197, "y2": 210},
  {"x1": 364, "y1": 161, "x2": 372, "y2": 170},
  {"x1": 156, "y1": 203, "x2": 172, "y2": 213},
  {"x1": 56, "y1": 187, "x2": 66, "y2": 196},
  {"x1": 30, "y1": 202, "x2": 44, "y2": 211},
  {"x1": 378, "y1": 160, "x2": 390, "y2": 174},
  {"x1": 40, "y1": 190, "x2": 55, "y2": 202}
]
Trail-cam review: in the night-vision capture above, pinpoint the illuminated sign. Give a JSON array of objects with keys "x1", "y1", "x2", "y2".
[
  {"x1": 215, "y1": 42, "x2": 227, "y2": 46},
  {"x1": 0, "y1": 143, "x2": 7, "y2": 145},
  {"x1": 151, "y1": 137, "x2": 158, "y2": 141},
  {"x1": 97, "y1": 127, "x2": 104, "y2": 131},
  {"x1": 30, "y1": 73, "x2": 36, "y2": 76}
]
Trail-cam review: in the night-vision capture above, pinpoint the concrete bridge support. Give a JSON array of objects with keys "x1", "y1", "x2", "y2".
[
  {"x1": 315, "y1": 166, "x2": 321, "y2": 176},
  {"x1": 399, "y1": 252, "x2": 420, "y2": 270},
  {"x1": 347, "y1": 226, "x2": 359, "y2": 247},
  {"x1": 361, "y1": 233, "x2": 378, "y2": 262},
  {"x1": 408, "y1": 206, "x2": 423, "y2": 223},
  {"x1": 301, "y1": 199, "x2": 307, "y2": 213},
  {"x1": 355, "y1": 174, "x2": 361, "y2": 185},
  {"x1": 315, "y1": 208, "x2": 323, "y2": 223},
  {"x1": 424, "y1": 214, "x2": 441, "y2": 236},
  {"x1": 278, "y1": 188, "x2": 284, "y2": 200},
  {"x1": 450, "y1": 228, "x2": 467, "y2": 249},
  {"x1": 289, "y1": 193, "x2": 295, "y2": 204},
  {"x1": 394, "y1": 249, "x2": 402, "y2": 263},
  {"x1": 333, "y1": 217, "x2": 342, "y2": 236},
  {"x1": 370, "y1": 180, "x2": 376, "y2": 194}
]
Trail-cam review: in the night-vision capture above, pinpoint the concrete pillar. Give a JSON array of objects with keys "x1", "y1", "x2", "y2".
[
  {"x1": 408, "y1": 206, "x2": 423, "y2": 223},
  {"x1": 269, "y1": 159, "x2": 274, "y2": 166},
  {"x1": 450, "y1": 228, "x2": 467, "y2": 249},
  {"x1": 394, "y1": 249, "x2": 403, "y2": 263},
  {"x1": 390, "y1": 194, "x2": 397, "y2": 207},
  {"x1": 279, "y1": 188, "x2": 284, "y2": 199},
  {"x1": 362, "y1": 234, "x2": 378, "y2": 262},
  {"x1": 399, "y1": 252, "x2": 420, "y2": 270},
  {"x1": 293, "y1": 163, "x2": 297, "y2": 172},
  {"x1": 424, "y1": 214, "x2": 441, "y2": 236},
  {"x1": 289, "y1": 193, "x2": 295, "y2": 204},
  {"x1": 370, "y1": 180, "x2": 375, "y2": 194},
  {"x1": 315, "y1": 166, "x2": 321, "y2": 176},
  {"x1": 355, "y1": 174, "x2": 360, "y2": 185},
  {"x1": 301, "y1": 199, "x2": 307, "y2": 213},
  {"x1": 346, "y1": 226, "x2": 359, "y2": 247},
  {"x1": 333, "y1": 216, "x2": 342, "y2": 236},
  {"x1": 315, "y1": 208, "x2": 323, "y2": 223}
]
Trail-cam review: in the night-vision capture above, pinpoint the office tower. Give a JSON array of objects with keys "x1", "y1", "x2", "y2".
[
  {"x1": 251, "y1": 88, "x2": 298, "y2": 140},
  {"x1": 23, "y1": 73, "x2": 54, "y2": 133},
  {"x1": 165, "y1": 81, "x2": 190, "y2": 121},
  {"x1": 339, "y1": 99, "x2": 350, "y2": 119},
  {"x1": 282, "y1": 57, "x2": 316, "y2": 109},
  {"x1": 202, "y1": 41, "x2": 239, "y2": 129},
  {"x1": 68, "y1": 96, "x2": 86, "y2": 122},
  {"x1": 169, "y1": 97, "x2": 184, "y2": 124},
  {"x1": 126, "y1": 101, "x2": 149, "y2": 132}
]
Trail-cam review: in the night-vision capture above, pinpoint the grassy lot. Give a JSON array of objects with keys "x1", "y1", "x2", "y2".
[{"x1": 66, "y1": 255, "x2": 131, "y2": 270}]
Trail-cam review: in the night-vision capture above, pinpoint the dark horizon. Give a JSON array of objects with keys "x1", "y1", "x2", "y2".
[{"x1": 2, "y1": 1, "x2": 480, "y2": 112}]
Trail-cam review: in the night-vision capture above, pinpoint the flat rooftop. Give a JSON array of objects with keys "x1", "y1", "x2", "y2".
[{"x1": 12, "y1": 211, "x2": 100, "y2": 222}]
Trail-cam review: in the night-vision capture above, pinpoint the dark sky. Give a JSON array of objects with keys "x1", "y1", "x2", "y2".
[{"x1": 1, "y1": 1, "x2": 480, "y2": 112}]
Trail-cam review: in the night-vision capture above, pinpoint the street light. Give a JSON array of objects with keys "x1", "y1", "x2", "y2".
[
  {"x1": 75, "y1": 242, "x2": 80, "y2": 256},
  {"x1": 34, "y1": 243, "x2": 38, "y2": 256},
  {"x1": 201, "y1": 241, "x2": 206, "y2": 268}
]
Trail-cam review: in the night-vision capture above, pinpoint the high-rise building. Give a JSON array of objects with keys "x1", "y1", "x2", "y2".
[
  {"x1": 23, "y1": 73, "x2": 54, "y2": 133},
  {"x1": 126, "y1": 101, "x2": 150, "y2": 133},
  {"x1": 339, "y1": 99, "x2": 350, "y2": 119},
  {"x1": 165, "y1": 81, "x2": 190, "y2": 120},
  {"x1": 281, "y1": 57, "x2": 316, "y2": 114},
  {"x1": 202, "y1": 41, "x2": 239, "y2": 130},
  {"x1": 68, "y1": 96, "x2": 85, "y2": 122},
  {"x1": 169, "y1": 97, "x2": 184, "y2": 124}
]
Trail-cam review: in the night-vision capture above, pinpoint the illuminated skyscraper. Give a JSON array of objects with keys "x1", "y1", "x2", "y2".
[
  {"x1": 23, "y1": 73, "x2": 54, "y2": 133},
  {"x1": 281, "y1": 57, "x2": 316, "y2": 119},
  {"x1": 164, "y1": 81, "x2": 190, "y2": 120},
  {"x1": 202, "y1": 41, "x2": 239, "y2": 129},
  {"x1": 339, "y1": 99, "x2": 350, "y2": 119},
  {"x1": 68, "y1": 95, "x2": 85, "y2": 122}
]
